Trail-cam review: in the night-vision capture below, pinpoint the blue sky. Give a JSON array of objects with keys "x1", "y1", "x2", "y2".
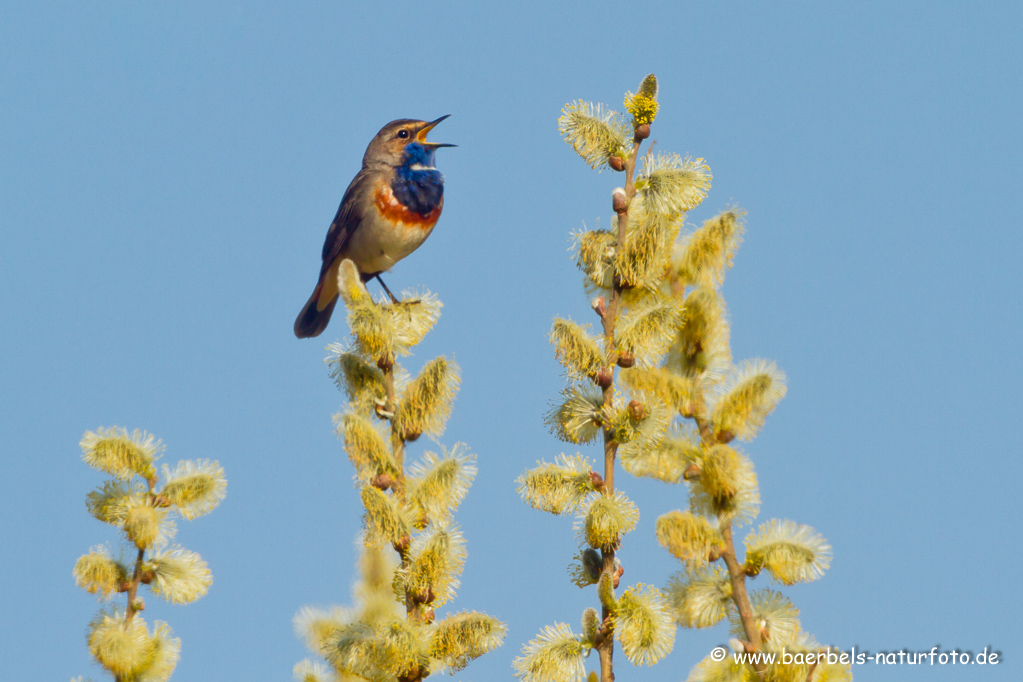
[{"x1": 2, "y1": 2, "x2": 1021, "y2": 681}]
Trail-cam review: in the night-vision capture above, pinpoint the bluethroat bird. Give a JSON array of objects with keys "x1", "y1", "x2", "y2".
[{"x1": 294, "y1": 116, "x2": 454, "y2": 338}]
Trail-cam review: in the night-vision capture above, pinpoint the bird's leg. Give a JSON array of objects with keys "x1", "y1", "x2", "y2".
[{"x1": 375, "y1": 275, "x2": 401, "y2": 304}]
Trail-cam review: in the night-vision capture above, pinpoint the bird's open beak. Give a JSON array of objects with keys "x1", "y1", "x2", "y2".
[{"x1": 417, "y1": 115, "x2": 456, "y2": 147}]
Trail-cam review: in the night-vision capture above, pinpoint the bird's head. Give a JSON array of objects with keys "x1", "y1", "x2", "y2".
[{"x1": 363, "y1": 116, "x2": 455, "y2": 169}]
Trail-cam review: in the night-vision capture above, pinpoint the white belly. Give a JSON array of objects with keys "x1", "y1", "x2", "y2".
[{"x1": 345, "y1": 209, "x2": 435, "y2": 274}]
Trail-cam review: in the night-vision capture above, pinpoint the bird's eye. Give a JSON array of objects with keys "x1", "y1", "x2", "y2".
[{"x1": 397, "y1": 130, "x2": 410, "y2": 139}]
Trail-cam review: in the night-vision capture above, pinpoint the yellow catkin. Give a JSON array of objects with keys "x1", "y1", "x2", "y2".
[
  {"x1": 711, "y1": 359, "x2": 787, "y2": 441},
  {"x1": 360, "y1": 486, "x2": 411, "y2": 547},
  {"x1": 430, "y1": 612, "x2": 507, "y2": 672},
  {"x1": 575, "y1": 229, "x2": 617, "y2": 290},
  {"x1": 665, "y1": 287, "x2": 732, "y2": 381},
  {"x1": 80, "y1": 427, "x2": 160, "y2": 480},
  {"x1": 664, "y1": 567, "x2": 732, "y2": 629},
  {"x1": 558, "y1": 101, "x2": 630, "y2": 169},
  {"x1": 655, "y1": 511, "x2": 722, "y2": 568},
  {"x1": 159, "y1": 459, "x2": 226, "y2": 520},
  {"x1": 73, "y1": 549, "x2": 126, "y2": 599},
  {"x1": 339, "y1": 413, "x2": 396, "y2": 480},
  {"x1": 517, "y1": 454, "x2": 595, "y2": 515},
  {"x1": 675, "y1": 209, "x2": 745, "y2": 289},
  {"x1": 393, "y1": 357, "x2": 460, "y2": 438},
  {"x1": 613, "y1": 584, "x2": 675, "y2": 666},
  {"x1": 550, "y1": 318, "x2": 603, "y2": 380},
  {"x1": 582, "y1": 492, "x2": 639, "y2": 551}
]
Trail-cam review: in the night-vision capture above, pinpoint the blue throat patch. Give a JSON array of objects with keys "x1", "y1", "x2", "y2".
[{"x1": 392, "y1": 143, "x2": 444, "y2": 215}]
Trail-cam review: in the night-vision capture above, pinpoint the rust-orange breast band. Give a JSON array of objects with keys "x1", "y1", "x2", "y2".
[{"x1": 374, "y1": 184, "x2": 442, "y2": 230}]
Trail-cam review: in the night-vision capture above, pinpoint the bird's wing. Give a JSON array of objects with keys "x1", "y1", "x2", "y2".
[{"x1": 318, "y1": 167, "x2": 376, "y2": 280}]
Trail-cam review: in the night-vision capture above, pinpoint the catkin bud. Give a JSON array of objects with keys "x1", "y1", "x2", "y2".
[
  {"x1": 393, "y1": 534, "x2": 411, "y2": 553},
  {"x1": 715, "y1": 429, "x2": 735, "y2": 444},
  {"x1": 372, "y1": 474, "x2": 394, "y2": 491},
  {"x1": 609, "y1": 156, "x2": 625, "y2": 172},
  {"x1": 596, "y1": 367, "x2": 613, "y2": 388},
  {"x1": 627, "y1": 400, "x2": 646, "y2": 421},
  {"x1": 591, "y1": 296, "x2": 607, "y2": 318},
  {"x1": 617, "y1": 352, "x2": 635, "y2": 368},
  {"x1": 612, "y1": 188, "x2": 628, "y2": 214},
  {"x1": 635, "y1": 123, "x2": 651, "y2": 139},
  {"x1": 589, "y1": 471, "x2": 605, "y2": 490}
]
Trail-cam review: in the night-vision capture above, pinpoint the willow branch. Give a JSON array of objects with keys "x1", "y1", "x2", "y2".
[
  {"x1": 124, "y1": 476, "x2": 158, "y2": 624},
  {"x1": 689, "y1": 383, "x2": 763, "y2": 672},
  {"x1": 379, "y1": 350, "x2": 428, "y2": 681},
  {"x1": 594, "y1": 134, "x2": 644, "y2": 682},
  {"x1": 123, "y1": 547, "x2": 146, "y2": 624},
  {"x1": 720, "y1": 524, "x2": 760, "y2": 652}
]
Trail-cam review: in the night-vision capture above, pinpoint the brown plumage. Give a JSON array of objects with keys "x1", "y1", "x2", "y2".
[{"x1": 295, "y1": 117, "x2": 453, "y2": 338}]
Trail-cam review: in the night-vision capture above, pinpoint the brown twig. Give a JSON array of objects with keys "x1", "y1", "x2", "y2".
[
  {"x1": 379, "y1": 347, "x2": 429, "y2": 682},
  {"x1": 806, "y1": 656, "x2": 820, "y2": 682},
  {"x1": 124, "y1": 476, "x2": 160, "y2": 625},
  {"x1": 687, "y1": 348, "x2": 764, "y2": 675},
  {"x1": 720, "y1": 524, "x2": 761, "y2": 651},
  {"x1": 123, "y1": 547, "x2": 146, "y2": 624},
  {"x1": 594, "y1": 134, "x2": 644, "y2": 682}
]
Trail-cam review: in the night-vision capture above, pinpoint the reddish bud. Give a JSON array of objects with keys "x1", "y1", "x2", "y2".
[
  {"x1": 612, "y1": 189, "x2": 628, "y2": 214},
  {"x1": 608, "y1": 156, "x2": 625, "y2": 172},
  {"x1": 683, "y1": 463, "x2": 702, "y2": 481},
  {"x1": 404, "y1": 429, "x2": 422, "y2": 442},
  {"x1": 393, "y1": 534, "x2": 411, "y2": 553},
  {"x1": 596, "y1": 367, "x2": 613, "y2": 388},
  {"x1": 591, "y1": 296, "x2": 607, "y2": 318},
  {"x1": 617, "y1": 352, "x2": 635, "y2": 368},
  {"x1": 627, "y1": 400, "x2": 645, "y2": 421},
  {"x1": 371, "y1": 474, "x2": 394, "y2": 491},
  {"x1": 589, "y1": 471, "x2": 604, "y2": 490},
  {"x1": 376, "y1": 354, "x2": 394, "y2": 371},
  {"x1": 716, "y1": 429, "x2": 736, "y2": 444},
  {"x1": 635, "y1": 123, "x2": 651, "y2": 140},
  {"x1": 613, "y1": 563, "x2": 624, "y2": 589}
]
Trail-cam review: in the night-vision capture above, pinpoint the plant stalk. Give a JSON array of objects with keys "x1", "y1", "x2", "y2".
[
  {"x1": 596, "y1": 135, "x2": 644, "y2": 682},
  {"x1": 692, "y1": 392, "x2": 763, "y2": 673},
  {"x1": 381, "y1": 351, "x2": 426, "y2": 682}
]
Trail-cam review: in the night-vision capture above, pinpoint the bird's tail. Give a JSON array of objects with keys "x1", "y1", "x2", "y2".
[{"x1": 294, "y1": 282, "x2": 338, "y2": 338}]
